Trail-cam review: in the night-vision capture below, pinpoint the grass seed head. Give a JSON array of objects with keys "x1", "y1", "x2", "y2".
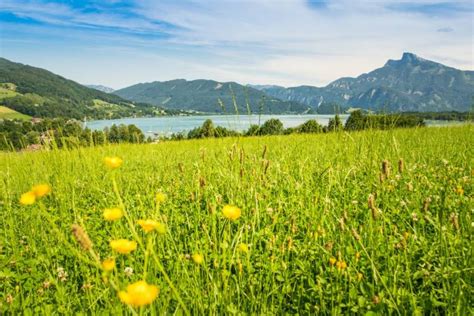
[
  {"x1": 351, "y1": 228, "x2": 361, "y2": 241},
  {"x1": 71, "y1": 224, "x2": 92, "y2": 251},
  {"x1": 382, "y1": 160, "x2": 390, "y2": 178},
  {"x1": 398, "y1": 158, "x2": 404, "y2": 173},
  {"x1": 422, "y1": 197, "x2": 431, "y2": 212},
  {"x1": 449, "y1": 213, "x2": 459, "y2": 230}
]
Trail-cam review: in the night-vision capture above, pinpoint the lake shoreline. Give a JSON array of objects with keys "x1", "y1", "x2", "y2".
[{"x1": 85, "y1": 114, "x2": 351, "y2": 136}]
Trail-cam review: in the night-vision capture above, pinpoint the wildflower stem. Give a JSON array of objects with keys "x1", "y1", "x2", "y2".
[
  {"x1": 111, "y1": 175, "x2": 144, "y2": 248},
  {"x1": 143, "y1": 236, "x2": 153, "y2": 280},
  {"x1": 150, "y1": 252, "x2": 190, "y2": 315}
]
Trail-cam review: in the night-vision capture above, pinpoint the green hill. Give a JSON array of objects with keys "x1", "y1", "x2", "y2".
[
  {"x1": 0, "y1": 105, "x2": 31, "y2": 120},
  {"x1": 0, "y1": 58, "x2": 166, "y2": 119},
  {"x1": 114, "y1": 79, "x2": 310, "y2": 114}
]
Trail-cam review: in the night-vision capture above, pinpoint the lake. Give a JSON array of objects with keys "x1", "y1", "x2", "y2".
[{"x1": 86, "y1": 114, "x2": 349, "y2": 136}]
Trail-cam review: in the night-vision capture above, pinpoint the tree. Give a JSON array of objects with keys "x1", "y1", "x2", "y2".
[
  {"x1": 327, "y1": 114, "x2": 342, "y2": 132},
  {"x1": 258, "y1": 119, "x2": 284, "y2": 135},
  {"x1": 200, "y1": 119, "x2": 216, "y2": 138},
  {"x1": 344, "y1": 110, "x2": 365, "y2": 131},
  {"x1": 245, "y1": 124, "x2": 260, "y2": 136},
  {"x1": 298, "y1": 119, "x2": 323, "y2": 133},
  {"x1": 128, "y1": 124, "x2": 145, "y2": 143}
]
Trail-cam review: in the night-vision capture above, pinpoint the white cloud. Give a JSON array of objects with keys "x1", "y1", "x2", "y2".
[{"x1": 1, "y1": 0, "x2": 472, "y2": 87}]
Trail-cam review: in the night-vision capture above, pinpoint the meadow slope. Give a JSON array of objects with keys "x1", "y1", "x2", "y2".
[{"x1": 0, "y1": 126, "x2": 472, "y2": 314}]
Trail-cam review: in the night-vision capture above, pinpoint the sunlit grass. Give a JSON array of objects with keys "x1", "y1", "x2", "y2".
[{"x1": 0, "y1": 125, "x2": 472, "y2": 314}]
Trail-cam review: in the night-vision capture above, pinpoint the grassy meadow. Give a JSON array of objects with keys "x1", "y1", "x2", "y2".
[
  {"x1": 0, "y1": 125, "x2": 472, "y2": 314},
  {"x1": 0, "y1": 106, "x2": 31, "y2": 121}
]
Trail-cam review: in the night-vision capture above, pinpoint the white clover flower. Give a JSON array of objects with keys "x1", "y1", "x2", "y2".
[{"x1": 124, "y1": 267, "x2": 134, "y2": 277}]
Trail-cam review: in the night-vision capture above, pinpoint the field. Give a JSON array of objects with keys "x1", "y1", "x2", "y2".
[
  {"x1": 0, "y1": 126, "x2": 472, "y2": 314},
  {"x1": 0, "y1": 106, "x2": 31, "y2": 121}
]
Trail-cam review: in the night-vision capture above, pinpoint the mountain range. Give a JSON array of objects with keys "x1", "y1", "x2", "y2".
[
  {"x1": 113, "y1": 79, "x2": 309, "y2": 114},
  {"x1": 86, "y1": 84, "x2": 115, "y2": 93},
  {"x1": 250, "y1": 53, "x2": 474, "y2": 113},
  {"x1": 0, "y1": 52, "x2": 473, "y2": 120}
]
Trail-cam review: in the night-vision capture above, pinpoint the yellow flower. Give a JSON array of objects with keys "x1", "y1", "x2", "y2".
[
  {"x1": 103, "y1": 208, "x2": 123, "y2": 221},
  {"x1": 118, "y1": 280, "x2": 159, "y2": 307},
  {"x1": 104, "y1": 156, "x2": 123, "y2": 169},
  {"x1": 20, "y1": 191, "x2": 36, "y2": 205},
  {"x1": 355, "y1": 252, "x2": 361, "y2": 261},
  {"x1": 222, "y1": 205, "x2": 241, "y2": 221},
  {"x1": 137, "y1": 220, "x2": 166, "y2": 234},
  {"x1": 102, "y1": 258, "x2": 116, "y2": 271},
  {"x1": 156, "y1": 192, "x2": 167, "y2": 203},
  {"x1": 357, "y1": 272, "x2": 363, "y2": 281},
  {"x1": 110, "y1": 239, "x2": 137, "y2": 254},
  {"x1": 455, "y1": 186, "x2": 464, "y2": 195},
  {"x1": 238, "y1": 243, "x2": 249, "y2": 254},
  {"x1": 329, "y1": 257, "x2": 337, "y2": 266},
  {"x1": 192, "y1": 253, "x2": 204, "y2": 265},
  {"x1": 336, "y1": 260, "x2": 347, "y2": 270},
  {"x1": 31, "y1": 184, "x2": 51, "y2": 197}
]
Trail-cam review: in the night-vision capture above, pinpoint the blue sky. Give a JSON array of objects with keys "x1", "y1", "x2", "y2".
[{"x1": 0, "y1": 0, "x2": 473, "y2": 89}]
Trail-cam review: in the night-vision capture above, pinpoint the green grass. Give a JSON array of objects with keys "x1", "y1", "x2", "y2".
[
  {"x1": 92, "y1": 99, "x2": 122, "y2": 108},
  {"x1": 0, "y1": 106, "x2": 31, "y2": 120},
  {"x1": 0, "y1": 126, "x2": 472, "y2": 314},
  {"x1": 0, "y1": 86, "x2": 19, "y2": 101}
]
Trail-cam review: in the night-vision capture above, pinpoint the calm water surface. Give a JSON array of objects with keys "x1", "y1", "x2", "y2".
[{"x1": 86, "y1": 115, "x2": 349, "y2": 136}]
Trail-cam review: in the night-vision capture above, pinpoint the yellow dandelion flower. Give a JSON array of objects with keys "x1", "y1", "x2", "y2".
[
  {"x1": 329, "y1": 257, "x2": 337, "y2": 266},
  {"x1": 355, "y1": 252, "x2": 361, "y2": 261},
  {"x1": 110, "y1": 239, "x2": 137, "y2": 254},
  {"x1": 118, "y1": 280, "x2": 159, "y2": 307},
  {"x1": 156, "y1": 192, "x2": 167, "y2": 203},
  {"x1": 31, "y1": 184, "x2": 51, "y2": 198},
  {"x1": 103, "y1": 208, "x2": 123, "y2": 221},
  {"x1": 238, "y1": 243, "x2": 249, "y2": 254},
  {"x1": 137, "y1": 219, "x2": 166, "y2": 234},
  {"x1": 192, "y1": 253, "x2": 204, "y2": 265},
  {"x1": 336, "y1": 261, "x2": 347, "y2": 270},
  {"x1": 222, "y1": 205, "x2": 241, "y2": 221},
  {"x1": 102, "y1": 258, "x2": 116, "y2": 271},
  {"x1": 455, "y1": 186, "x2": 464, "y2": 196},
  {"x1": 104, "y1": 156, "x2": 123, "y2": 169},
  {"x1": 357, "y1": 272, "x2": 363, "y2": 281},
  {"x1": 20, "y1": 191, "x2": 36, "y2": 205}
]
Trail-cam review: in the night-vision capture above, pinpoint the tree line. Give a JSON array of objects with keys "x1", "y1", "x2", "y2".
[
  {"x1": 0, "y1": 118, "x2": 146, "y2": 151},
  {"x1": 169, "y1": 111, "x2": 425, "y2": 140},
  {"x1": 1, "y1": 110, "x2": 466, "y2": 151}
]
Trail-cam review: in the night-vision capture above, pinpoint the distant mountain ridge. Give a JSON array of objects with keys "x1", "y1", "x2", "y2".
[
  {"x1": 252, "y1": 53, "x2": 474, "y2": 112},
  {"x1": 1, "y1": 53, "x2": 472, "y2": 120},
  {"x1": 86, "y1": 84, "x2": 115, "y2": 93},
  {"x1": 114, "y1": 79, "x2": 310, "y2": 114}
]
